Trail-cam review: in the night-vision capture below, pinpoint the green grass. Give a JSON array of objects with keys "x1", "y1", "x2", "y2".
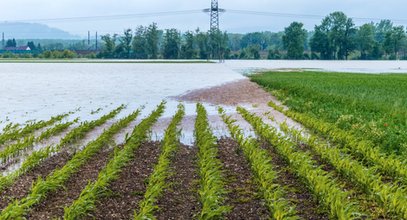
[{"x1": 250, "y1": 71, "x2": 407, "y2": 155}]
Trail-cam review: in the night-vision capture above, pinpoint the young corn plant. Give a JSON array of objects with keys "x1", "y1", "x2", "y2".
[
  {"x1": 0, "y1": 119, "x2": 79, "y2": 164},
  {"x1": 0, "y1": 113, "x2": 70, "y2": 145},
  {"x1": 195, "y1": 103, "x2": 230, "y2": 220},
  {"x1": 63, "y1": 102, "x2": 166, "y2": 220},
  {"x1": 237, "y1": 107, "x2": 363, "y2": 220},
  {"x1": 0, "y1": 106, "x2": 125, "y2": 194},
  {"x1": 133, "y1": 104, "x2": 185, "y2": 219},
  {"x1": 0, "y1": 106, "x2": 138, "y2": 219},
  {"x1": 269, "y1": 101, "x2": 407, "y2": 185},
  {"x1": 280, "y1": 122, "x2": 407, "y2": 219},
  {"x1": 218, "y1": 107, "x2": 298, "y2": 220}
]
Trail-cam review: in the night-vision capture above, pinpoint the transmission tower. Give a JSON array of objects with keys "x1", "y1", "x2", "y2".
[{"x1": 203, "y1": 0, "x2": 225, "y2": 31}]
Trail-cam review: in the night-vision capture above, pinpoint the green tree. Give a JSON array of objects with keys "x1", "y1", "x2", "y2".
[
  {"x1": 180, "y1": 31, "x2": 196, "y2": 59},
  {"x1": 119, "y1": 29, "x2": 133, "y2": 58},
  {"x1": 384, "y1": 26, "x2": 406, "y2": 59},
  {"x1": 145, "y1": 23, "x2": 159, "y2": 59},
  {"x1": 100, "y1": 34, "x2": 117, "y2": 58},
  {"x1": 195, "y1": 29, "x2": 209, "y2": 59},
  {"x1": 311, "y1": 11, "x2": 356, "y2": 60},
  {"x1": 27, "y1": 41, "x2": 37, "y2": 51},
  {"x1": 375, "y1": 20, "x2": 393, "y2": 44},
  {"x1": 132, "y1": 26, "x2": 147, "y2": 59},
  {"x1": 282, "y1": 22, "x2": 307, "y2": 59},
  {"x1": 356, "y1": 23, "x2": 376, "y2": 59},
  {"x1": 162, "y1": 29, "x2": 181, "y2": 59},
  {"x1": 5, "y1": 39, "x2": 16, "y2": 47}
]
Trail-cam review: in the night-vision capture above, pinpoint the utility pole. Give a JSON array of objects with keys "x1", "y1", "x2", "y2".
[
  {"x1": 203, "y1": 0, "x2": 225, "y2": 61},
  {"x1": 88, "y1": 31, "x2": 90, "y2": 45},
  {"x1": 95, "y1": 31, "x2": 98, "y2": 51}
]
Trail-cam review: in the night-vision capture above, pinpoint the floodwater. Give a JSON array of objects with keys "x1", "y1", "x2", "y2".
[{"x1": 1, "y1": 60, "x2": 407, "y2": 141}]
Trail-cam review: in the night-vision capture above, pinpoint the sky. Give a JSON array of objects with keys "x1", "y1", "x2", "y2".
[{"x1": 0, "y1": 0, "x2": 406, "y2": 37}]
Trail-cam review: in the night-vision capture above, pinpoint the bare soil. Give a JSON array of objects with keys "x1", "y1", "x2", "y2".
[
  {"x1": 155, "y1": 144, "x2": 199, "y2": 220},
  {"x1": 217, "y1": 138, "x2": 269, "y2": 220},
  {"x1": 173, "y1": 79, "x2": 273, "y2": 106},
  {"x1": 27, "y1": 146, "x2": 115, "y2": 219},
  {"x1": 88, "y1": 141, "x2": 161, "y2": 219},
  {"x1": 0, "y1": 152, "x2": 72, "y2": 210}
]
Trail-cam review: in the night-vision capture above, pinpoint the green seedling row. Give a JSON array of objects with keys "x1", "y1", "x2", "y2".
[
  {"x1": 0, "y1": 119, "x2": 79, "y2": 163},
  {"x1": 195, "y1": 103, "x2": 230, "y2": 220},
  {"x1": 0, "y1": 106, "x2": 124, "y2": 194},
  {"x1": 134, "y1": 104, "x2": 185, "y2": 219},
  {"x1": 280, "y1": 122, "x2": 407, "y2": 218},
  {"x1": 269, "y1": 101, "x2": 407, "y2": 185},
  {"x1": 63, "y1": 102, "x2": 165, "y2": 220},
  {"x1": 0, "y1": 113, "x2": 70, "y2": 145},
  {"x1": 237, "y1": 107, "x2": 362, "y2": 220},
  {"x1": 218, "y1": 107, "x2": 298, "y2": 220},
  {"x1": 0, "y1": 105, "x2": 134, "y2": 219}
]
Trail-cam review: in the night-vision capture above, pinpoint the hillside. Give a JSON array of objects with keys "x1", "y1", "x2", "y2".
[{"x1": 0, "y1": 22, "x2": 77, "y2": 39}]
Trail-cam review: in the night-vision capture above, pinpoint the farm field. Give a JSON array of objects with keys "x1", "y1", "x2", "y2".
[{"x1": 1, "y1": 62, "x2": 407, "y2": 219}]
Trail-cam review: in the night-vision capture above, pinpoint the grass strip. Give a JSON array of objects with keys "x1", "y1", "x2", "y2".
[
  {"x1": 238, "y1": 107, "x2": 363, "y2": 220},
  {"x1": 0, "y1": 105, "x2": 137, "y2": 219},
  {"x1": 195, "y1": 103, "x2": 230, "y2": 220},
  {"x1": 218, "y1": 107, "x2": 298, "y2": 220},
  {"x1": 63, "y1": 102, "x2": 165, "y2": 220}
]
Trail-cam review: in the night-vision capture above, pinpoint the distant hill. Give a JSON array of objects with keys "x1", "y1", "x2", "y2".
[{"x1": 0, "y1": 22, "x2": 78, "y2": 39}]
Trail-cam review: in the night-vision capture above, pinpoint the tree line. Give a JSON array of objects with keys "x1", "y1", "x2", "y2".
[{"x1": 1, "y1": 11, "x2": 407, "y2": 60}]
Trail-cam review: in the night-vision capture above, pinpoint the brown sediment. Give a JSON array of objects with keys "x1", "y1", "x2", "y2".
[
  {"x1": 88, "y1": 141, "x2": 161, "y2": 219},
  {"x1": 173, "y1": 79, "x2": 273, "y2": 106},
  {"x1": 217, "y1": 138, "x2": 269, "y2": 220},
  {"x1": 0, "y1": 152, "x2": 72, "y2": 210},
  {"x1": 27, "y1": 147, "x2": 114, "y2": 219},
  {"x1": 260, "y1": 141, "x2": 329, "y2": 220},
  {"x1": 155, "y1": 144, "x2": 199, "y2": 220}
]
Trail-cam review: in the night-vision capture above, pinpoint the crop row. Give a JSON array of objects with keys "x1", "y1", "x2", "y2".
[
  {"x1": 237, "y1": 107, "x2": 362, "y2": 219},
  {"x1": 0, "y1": 105, "x2": 137, "y2": 219},
  {"x1": 195, "y1": 103, "x2": 230, "y2": 219},
  {"x1": 0, "y1": 106, "x2": 124, "y2": 194},
  {"x1": 134, "y1": 104, "x2": 184, "y2": 219},
  {"x1": 63, "y1": 102, "x2": 165, "y2": 220},
  {"x1": 279, "y1": 121, "x2": 407, "y2": 218},
  {"x1": 0, "y1": 119, "x2": 79, "y2": 163},
  {"x1": 269, "y1": 101, "x2": 407, "y2": 184},
  {"x1": 0, "y1": 113, "x2": 70, "y2": 145},
  {"x1": 218, "y1": 107, "x2": 297, "y2": 220}
]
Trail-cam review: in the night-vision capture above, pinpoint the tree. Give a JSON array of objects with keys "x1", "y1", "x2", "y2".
[
  {"x1": 195, "y1": 29, "x2": 209, "y2": 59},
  {"x1": 132, "y1": 26, "x2": 147, "y2": 59},
  {"x1": 310, "y1": 11, "x2": 356, "y2": 60},
  {"x1": 356, "y1": 23, "x2": 376, "y2": 59},
  {"x1": 145, "y1": 23, "x2": 159, "y2": 59},
  {"x1": 384, "y1": 26, "x2": 406, "y2": 59},
  {"x1": 162, "y1": 29, "x2": 181, "y2": 59},
  {"x1": 283, "y1": 22, "x2": 307, "y2": 59},
  {"x1": 27, "y1": 41, "x2": 37, "y2": 51},
  {"x1": 375, "y1": 20, "x2": 393, "y2": 43},
  {"x1": 119, "y1": 29, "x2": 133, "y2": 58},
  {"x1": 100, "y1": 34, "x2": 117, "y2": 58},
  {"x1": 180, "y1": 31, "x2": 196, "y2": 59},
  {"x1": 6, "y1": 39, "x2": 16, "y2": 47}
]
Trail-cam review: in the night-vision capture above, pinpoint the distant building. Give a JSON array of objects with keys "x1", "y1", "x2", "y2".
[{"x1": 4, "y1": 46, "x2": 31, "y2": 51}]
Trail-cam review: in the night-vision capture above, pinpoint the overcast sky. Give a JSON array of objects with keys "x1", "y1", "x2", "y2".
[{"x1": 1, "y1": 0, "x2": 406, "y2": 37}]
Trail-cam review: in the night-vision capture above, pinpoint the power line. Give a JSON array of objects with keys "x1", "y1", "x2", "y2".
[
  {"x1": 226, "y1": 9, "x2": 407, "y2": 23},
  {"x1": 1, "y1": 10, "x2": 203, "y2": 23}
]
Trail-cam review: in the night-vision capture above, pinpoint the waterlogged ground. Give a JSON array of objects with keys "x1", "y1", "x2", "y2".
[{"x1": 1, "y1": 60, "x2": 407, "y2": 145}]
